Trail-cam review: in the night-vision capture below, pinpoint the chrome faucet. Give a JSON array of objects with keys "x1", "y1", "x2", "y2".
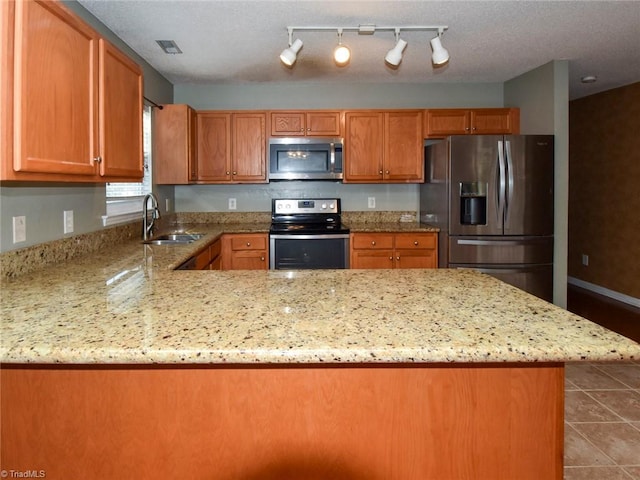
[{"x1": 142, "y1": 193, "x2": 161, "y2": 241}]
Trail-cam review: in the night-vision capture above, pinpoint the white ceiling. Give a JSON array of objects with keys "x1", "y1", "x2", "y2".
[{"x1": 77, "y1": 0, "x2": 640, "y2": 100}]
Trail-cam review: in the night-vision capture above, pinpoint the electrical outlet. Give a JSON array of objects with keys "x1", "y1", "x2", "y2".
[
  {"x1": 581, "y1": 254, "x2": 589, "y2": 266},
  {"x1": 12, "y1": 216, "x2": 26, "y2": 243},
  {"x1": 228, "y1": 198, "x2": 237, "y2": 210},
  {"x1": 368, "y1": 197, "x2": 376, "y2": 209},
  {"x1": 64, "y1": 210, "x2": 74, "y2": 234}
]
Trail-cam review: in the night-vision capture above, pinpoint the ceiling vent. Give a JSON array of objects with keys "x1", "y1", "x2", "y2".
[{"x1": 156, "y1": 40, "x2": 182, "y2": 55}]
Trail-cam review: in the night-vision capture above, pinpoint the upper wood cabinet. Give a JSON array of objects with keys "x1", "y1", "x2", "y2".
[
  {"x1": 344, "y1": 110, "x2": 424, "y2": 183},
  {"x1": 197, "y1": 111, "x2": 267, "y2": 184},
  {"x1": 424, "y1": 108, "x2": 520, "y2": 138},
  {"x1": 270, "y1": 111, "x2": 342, "y2": 137},
  {"x1": 154, "y1": 104, "x2": 198, "y2": 184},
  {"x1": 98, "y1": 38, "x2": 144, "y2": 179},
  {"x1": 1, "y1": 0, "x2": 143, "y2": 182}
]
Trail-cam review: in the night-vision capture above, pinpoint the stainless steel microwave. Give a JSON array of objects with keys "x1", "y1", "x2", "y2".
[{"x1": 269, "y1": 138, "x2": 343, "y2": 180}]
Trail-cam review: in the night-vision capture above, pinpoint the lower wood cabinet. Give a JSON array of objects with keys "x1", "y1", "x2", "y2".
[
  {"x1": 351, "y1": 232, "x2": 438, "y2": 269},
  {"x1": 221, "y1": 233, "x2": 268, "y2": 270}
]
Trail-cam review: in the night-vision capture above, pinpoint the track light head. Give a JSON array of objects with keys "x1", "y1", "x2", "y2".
[
  {"x1": 385, "y1": 30, "x2": 407, "y2": 67},
  {"x1": 334, "y1": 29, "x2": 351, "y2": 66},
  {"x1": 280, "y1": 38, "x2": 303, "y2": 67},
  {"x1": 430, "y1": 34, "x2": 449, "y2": 66}
]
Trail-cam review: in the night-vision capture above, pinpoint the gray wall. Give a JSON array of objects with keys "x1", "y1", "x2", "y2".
[
  {"x1": 505, "y1": 60, "x2": 570, "y2": 307},
  {"x1": 0, "y1": 1, "x2": 173, "y2": 252}
]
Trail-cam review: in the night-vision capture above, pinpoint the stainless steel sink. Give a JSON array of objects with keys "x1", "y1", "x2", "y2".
[{"x1": 142, "y1": 233, "x2": 205, "y2": 245}]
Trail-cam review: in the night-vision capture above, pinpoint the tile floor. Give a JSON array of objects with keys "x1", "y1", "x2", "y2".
[{"x1": 564, "y1": 360, "x2": 640, "y2": 479}]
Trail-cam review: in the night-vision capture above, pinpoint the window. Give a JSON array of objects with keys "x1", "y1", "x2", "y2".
[{"x1": 102, "y1": 104, "x2": 153, "y2": 226}]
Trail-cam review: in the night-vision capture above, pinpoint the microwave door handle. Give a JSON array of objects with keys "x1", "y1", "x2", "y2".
[{"x1": 330, "y1": 142, "x2": 335, "y2": 172}]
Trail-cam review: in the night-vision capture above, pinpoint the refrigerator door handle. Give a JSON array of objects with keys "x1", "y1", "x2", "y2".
[
  {"x1": 497, "y1": 141, "x2": 506, "y2": 225},
  {"x1": 505, "y1": 140, "x2": 514, "y2": 226},
  {"x1": 457, "y1": 239, "x2": 538, "y2": 247}
]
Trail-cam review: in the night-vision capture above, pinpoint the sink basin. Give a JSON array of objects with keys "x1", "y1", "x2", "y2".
[{"x1": 142, "y1": 233, "x2": 205, "y2": 245}]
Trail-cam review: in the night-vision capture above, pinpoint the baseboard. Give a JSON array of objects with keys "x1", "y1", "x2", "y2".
[{"x1": 567, "y1": 277, "x2": 640, "y2": 309}]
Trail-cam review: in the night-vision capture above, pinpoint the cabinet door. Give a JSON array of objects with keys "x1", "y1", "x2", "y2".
[
  {"x1": 424, "y1": 109, "x2": 470, "y2": 137},
  {"x1": 12, "y1": 0, "x2": 99, "y2": 176},
  {"x1": 344, "y1": 112, "x2": 384, "y2": 182},
  {"x1": 384, "y1": 111, "x2": 424, "y2": 182},
  {"x1": 306, "y1": 112, "x2": 342, "y2": 136},
  {"x1": 154, "y1": 105, "x2": 192, "y2": 184},
  {"x1": 232, "y1": 113, "x2": 266, "y2": 183},
  {"x1": 197, "y1": 112, "x2": 232, "y2": 182},
  {"x1": 395, "y1": 249, "x2": 437, "y2": 269},
  {"x1": 270, "y1": 112, "x2": 305, "y2": 136},
  {"x1": 351, "y1": 249, "x2": 394, "y2": 269},
  {"x1": 98, "y1": 39, "x2": 143, "y2": 179},
  {"x1": 471, "y1": 108, "x2": 520, "y2": 134}
]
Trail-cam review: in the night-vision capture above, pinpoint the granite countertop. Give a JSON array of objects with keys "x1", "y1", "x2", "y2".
[{"x1": 1, "y1": 222, "x2": 638, "y2": 365}]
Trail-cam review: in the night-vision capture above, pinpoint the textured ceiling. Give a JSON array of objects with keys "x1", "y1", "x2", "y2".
[{"x1": 77, "y1": 0, "x2": 640, "y2": 100}]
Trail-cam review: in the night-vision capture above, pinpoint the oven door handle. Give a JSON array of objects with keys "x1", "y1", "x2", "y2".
[{"x1": 270, "y1": 234, "x2": 350, "y2": 240}]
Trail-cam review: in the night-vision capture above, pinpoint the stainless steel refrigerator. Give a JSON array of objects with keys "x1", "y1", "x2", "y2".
[{"x1": 419, "y1": 135, "x2": 554, "y2": 301}]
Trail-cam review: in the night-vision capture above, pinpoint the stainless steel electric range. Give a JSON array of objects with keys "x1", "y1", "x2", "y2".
[{"x1": 269, "y1": 198, "x2": 350, "y2": 270}]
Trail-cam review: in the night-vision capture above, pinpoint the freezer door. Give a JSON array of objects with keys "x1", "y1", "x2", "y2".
[
  {"x1": 449, "y1": 235, "x2": 554, "y2": 265},
  {"x1": 449, "y1": 264, "x2": 553, "y2": 302},
  {"x1": 504, "y1": 136, "x2": 554, "y2": 236},
  {"x1": 449, "y1": 136, "x2": 504, "y2": 236}
]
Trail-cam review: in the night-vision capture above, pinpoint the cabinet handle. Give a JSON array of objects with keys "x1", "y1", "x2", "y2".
[{"x1": 93, "y1": 156, "x2": 102, "y2": 164}]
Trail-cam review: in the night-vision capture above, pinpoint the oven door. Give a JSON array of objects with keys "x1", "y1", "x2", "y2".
[{"x1": 269, "y1": 234, "x2": 350, "y2": 269}]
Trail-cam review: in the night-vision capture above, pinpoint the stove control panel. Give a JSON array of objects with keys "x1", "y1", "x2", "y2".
[{"x1": 273, "y1": 198, "x2": 340, "y2": 215}]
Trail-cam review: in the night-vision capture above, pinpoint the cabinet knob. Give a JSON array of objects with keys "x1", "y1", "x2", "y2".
[
  {"x1": 379, "y1": 170, "x2": 383, "y2": 175},
  {"x1": 226, "y1": 171, "x2": 230, "y2": 175},
  {"x1": 371, "y1": 241, "x2": 376, "y2": 246},
  {"x1": 396, "y1": 256, "x2": 400, "y2": 261},
  {"x1": 389, "y1": 256, "x2": 393, "y2": 261},
  {"x1": 414, "y1": 241, "x2": 419, "y2": 246},
  {"x1": 246, "y1": 242, "x2": 251, "y2": 247},
  {"x1": 93, "y1": 156, "x2": 102, "y2": 164},
  {"x1": 385, "y1": 170, "x2": 390, "y2": 174},
  {"x1": 260, "y1": 256, "x2": 265, "y2": 261},
  {"x1": 232, "y1": 171, "x2": 237, "y2": 175}
]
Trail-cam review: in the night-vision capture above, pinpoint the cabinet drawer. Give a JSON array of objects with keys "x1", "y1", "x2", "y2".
[
  {"x1": 394, "y1": 233, "x2": 437, "y2": 250},
  {"x1": 352, "y1": 233, "x2": 394, "y2": 250},
  {"x1": 230, "y1": 234, "x2": 267, "y2": 251}
]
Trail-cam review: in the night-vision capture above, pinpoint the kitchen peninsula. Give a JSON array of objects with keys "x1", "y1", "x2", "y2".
[{"x1": 2, "y1": 228, "x2": 639, "y2": 479}]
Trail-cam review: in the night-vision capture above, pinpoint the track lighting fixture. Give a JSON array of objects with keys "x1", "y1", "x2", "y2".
[
  {"x1": 279, "y1": 28, "x2": 303, "y2": 67},
  {"x1": 333, "y1": 29, "x2": 351, "y2": 66},
  {"x1": 384, "y1": 28, "x2": 407, "y2": 67},
  {"x1": 430, "y1": 29, "x2": 450, "y2": 66},
  {"x1": 279, "y1": 24, "x2": 449, "y2": 71}
]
